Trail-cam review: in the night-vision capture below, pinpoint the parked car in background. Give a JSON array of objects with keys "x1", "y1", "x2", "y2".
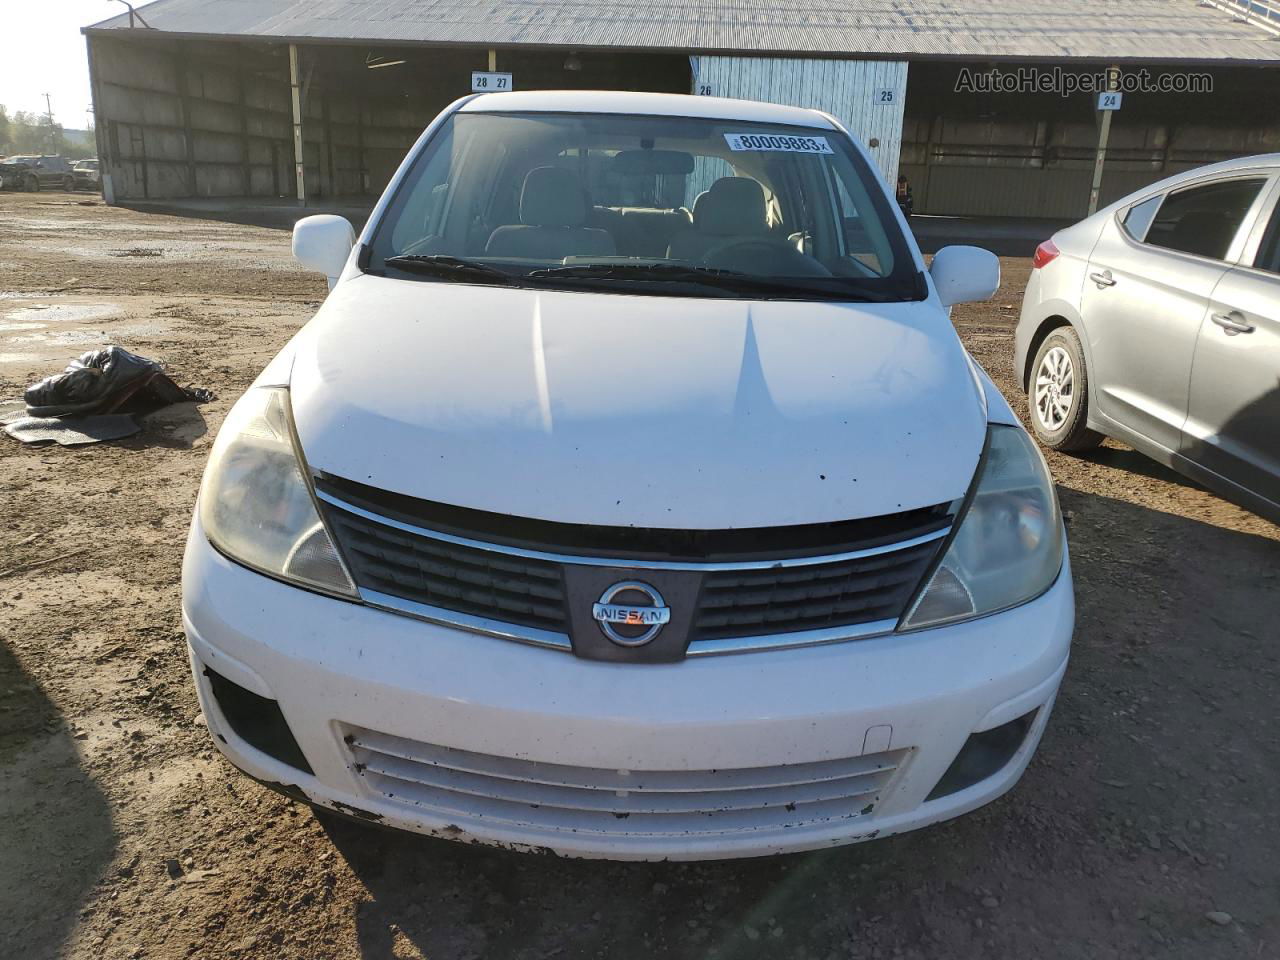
[
  {"x1": 1016, "y1": 155, "x2": 1280, "y2": 522},
  {"x1": 73, "y1": 158, "x2": 101, "y2": 189},
  {"x1": 0, "y1": 155, "x2": 76, "y2": 192},
  {"x1": 0, "y1": 159, "x2": 28, "y2": 191},
  {"x1": 184, "y1": 90, "x2": 1073, "y2": 861}
]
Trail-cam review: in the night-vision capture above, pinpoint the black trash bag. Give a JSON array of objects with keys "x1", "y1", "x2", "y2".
[{"x1": 23, "y1": 347, "x2": 211, "y2": 418}]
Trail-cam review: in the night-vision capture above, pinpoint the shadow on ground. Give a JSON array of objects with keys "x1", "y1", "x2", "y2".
[
  {"x1": 311, "y1": 491, "x2": 1279, "y2": 960},
  {"x1": 1081, "y1": 444, "x2": 1206, "y2": 492},
  {"x1": 130, "y1": 402, "x2": 209, "y2": 450},
  {"x1": 0, "y1": 641, "x2": 117, "y2": 960}
]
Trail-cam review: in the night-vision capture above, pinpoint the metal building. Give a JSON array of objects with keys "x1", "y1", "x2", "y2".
[{"x1": 83, "y1": 0, "x2": 1280, "y2": 217}]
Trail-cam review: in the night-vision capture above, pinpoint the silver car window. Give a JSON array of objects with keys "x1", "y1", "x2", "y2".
[
  {"x1": 1120, "y1": 195, "x2": 1161, "y2": 242},
  {"x1": 1144, "y1": 177, "x2": 1267, "y2": 262},
  {"x1": 1256, "y1": 205, "x2": 1280, "y2": 275}
]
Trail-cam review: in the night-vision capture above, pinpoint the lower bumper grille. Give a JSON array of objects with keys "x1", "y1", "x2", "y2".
[{"x1": 344, "y1": 726, "x2": 905, "y2": 838}]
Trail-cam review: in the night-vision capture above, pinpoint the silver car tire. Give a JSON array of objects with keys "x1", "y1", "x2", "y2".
[{"x1": 1028, "y1": 327, "x2": 1103, "y2": 452}]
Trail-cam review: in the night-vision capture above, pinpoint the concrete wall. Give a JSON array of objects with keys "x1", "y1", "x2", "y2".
[
  {"x1": 901, "y1": 62, "x2": 1280, "y2": 219},
  {"x1": 89, "y1": 36, "x2": 453, "y2": 201},
  {"x1": 690, "y1": 57, "x2": 908, "y2": 186},
  {"x1": 901, "y1": 115, "x2": 1280, "y2": 219},
  {"x1": 92, "y1": 37, "x2": 295, "y2": 200},
  {"x1": 89, "y1": 36, "x2": 692, "y2": 203}
]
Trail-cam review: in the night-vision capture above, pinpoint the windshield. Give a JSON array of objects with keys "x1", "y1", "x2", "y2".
[{"x1": 366, "y1": 111, "x2": 923, "y2": 301}]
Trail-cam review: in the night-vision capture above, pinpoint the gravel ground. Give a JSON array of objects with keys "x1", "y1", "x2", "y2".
[{"x1": 1, "y1": 191, "x2": 1277, "y2": 960}]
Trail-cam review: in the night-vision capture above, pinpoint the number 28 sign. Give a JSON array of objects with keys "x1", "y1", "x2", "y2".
[{"x1": 472, "y1": 72, "x2": 513, "y2": 92}]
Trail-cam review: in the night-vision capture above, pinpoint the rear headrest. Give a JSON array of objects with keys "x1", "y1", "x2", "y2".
[
  {"x1": 696, "y1": 177, "x2": 767, "y2": 236},
  {"x1": 1168, "y1": 210, "x2": 1235, "y2": 259},
  {"x1": 520, "y1": 166, "x2": 587, "y2": 228}
]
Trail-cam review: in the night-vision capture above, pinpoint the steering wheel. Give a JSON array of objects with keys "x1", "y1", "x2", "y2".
[{"x1": 701, "y1": 237, "x2": 831, "y2": 277}]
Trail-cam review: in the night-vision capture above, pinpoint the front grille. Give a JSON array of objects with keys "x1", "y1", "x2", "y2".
[
  {"x1": 326, "y1": 506, "x2": 568, "y2": 632},
  {"x1": 317, "y1": 476, "x2": 950, "y2": 654},
  {"x1": 694, "y1": 539, "x2": 940, "y2": 641},
  {"x1": 344, "y1": 726, "x2": 906, "y2": 839}
]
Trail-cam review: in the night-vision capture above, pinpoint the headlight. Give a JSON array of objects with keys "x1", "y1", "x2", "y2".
[
  {"x1": 901, "y1": 424, "x2": 1063, "y2": 629},
  {"x1": 199, "y1": 386, "x2": 356, "y2": 598}
]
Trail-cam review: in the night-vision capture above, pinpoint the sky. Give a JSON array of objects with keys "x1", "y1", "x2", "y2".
[{"x1": 0, "y1": 1, "x2": 159, "y2": 129}]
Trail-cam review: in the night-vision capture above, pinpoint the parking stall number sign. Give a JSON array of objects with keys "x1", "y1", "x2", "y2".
[
  {"x1": 724, "y1": 132, "x2": 834, "y2": 154},
  {"x1": 472, "y1": 71, "x2": 513, "y2": 92},
  {"x1": 1097, "y1": 91, "x2": 1123, "y2": 111},
  {"x1": 874, "y1": 87, "x2": 897, "y2": 106}
]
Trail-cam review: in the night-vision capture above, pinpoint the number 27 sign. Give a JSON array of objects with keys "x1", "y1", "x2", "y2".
[{"x1": 472, "y1": 72, "x2": 513, "y2": 92}]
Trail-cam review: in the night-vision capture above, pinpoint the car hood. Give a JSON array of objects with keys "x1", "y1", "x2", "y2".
[{"x1": 289, "y1": 275, "x2": 987, "y2": 528}]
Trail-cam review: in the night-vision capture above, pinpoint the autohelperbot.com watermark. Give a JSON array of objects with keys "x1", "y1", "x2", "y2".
[{"x1": 955, "y1": 66, "x2": 1213, "y2": 97}]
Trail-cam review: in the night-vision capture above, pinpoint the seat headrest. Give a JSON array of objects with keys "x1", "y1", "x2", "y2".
[
  {"x1": 696, "y1": 177, "x2": 767, "y2": 236},
  {"x1": 1167, "y1": 210, "x2": 1235, "y2": 259},
  {"x1": 520, "y1": 166, "x2": 588, "y2": 228}
]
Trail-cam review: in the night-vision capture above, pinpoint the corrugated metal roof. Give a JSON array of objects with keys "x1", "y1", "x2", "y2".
[{"x1": 88, "y1": 0, "x2": 1280, "y2": 63}]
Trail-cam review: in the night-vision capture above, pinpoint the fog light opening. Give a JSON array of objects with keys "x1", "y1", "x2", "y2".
[
  {"x1": 927, "y1": 709, "x2": 1038, "y2": 801},
  {"x1": 203, "y1": 666, "x2": 313, "y2": 775}
]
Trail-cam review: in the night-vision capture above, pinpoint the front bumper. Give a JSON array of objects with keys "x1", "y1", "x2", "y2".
[{"x1": 183, "y1": 517, "x2": 1073, "y2": 860}]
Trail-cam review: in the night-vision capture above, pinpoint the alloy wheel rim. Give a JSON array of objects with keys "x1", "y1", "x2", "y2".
[{"x1": 1034, "y1": 345, "x2": 1074, "y2": 431}]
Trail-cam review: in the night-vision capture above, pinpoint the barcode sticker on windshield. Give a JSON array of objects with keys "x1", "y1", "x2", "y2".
[{"x1": 724, "y1": 133, "x2": 834, "y2": 154}]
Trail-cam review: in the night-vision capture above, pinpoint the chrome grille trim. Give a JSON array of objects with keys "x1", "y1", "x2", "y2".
[
  {"x1": 316, "y1": 489, "x2": 950, "y2": 572},
  {"x1": 361, "y1": 589, "x2": 573, "y2": 651},
  {"x1": 363, "y1": 587, "x2": 896, "y2": 655},
  {"x1": 686, "y1": 619, "x2": 899, "y2": 656}
]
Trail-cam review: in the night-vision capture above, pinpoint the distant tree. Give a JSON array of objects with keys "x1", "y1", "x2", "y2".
[
  {"x1": 34, "y1": 113, "x2": 66, "y2": 155},
  {"x1": 5, "y1": 110, "x2": 68, "y2": 156},
  {"x1": 0, "y1": 105, "x2": 11, "y2": 155},
  {"x1": 11, "y1": 111, "x2": 39, "y2": 153}
]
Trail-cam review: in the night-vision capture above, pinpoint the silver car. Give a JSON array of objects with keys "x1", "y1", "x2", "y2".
[{"x1": 1015, "y1": 155, "x2": 1280, "y2": 522}]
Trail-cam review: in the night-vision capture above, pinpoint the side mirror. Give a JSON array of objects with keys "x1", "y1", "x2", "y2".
[
  {"x1": 292, "y1": 215, "x2": 355, "y2": 289},
  {"x1": 930, "y1": 245, "x2": 1000, "y2": 307}
]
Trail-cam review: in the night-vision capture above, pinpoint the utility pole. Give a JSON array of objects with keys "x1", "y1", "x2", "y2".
[
  {"x1": 1087, "y1": 66, "x2": 1120, "y2": 216},
  {"x1": 42, "y1": 93, "x2": 56, "y2": 153}
]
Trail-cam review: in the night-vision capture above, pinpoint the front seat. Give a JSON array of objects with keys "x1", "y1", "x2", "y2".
[
  {"x1": 666, "y1": 177, "x2": 769, "y2": 262},
  {"x1": 486, "y1": 167, "x2": 616, "y2": 260}
]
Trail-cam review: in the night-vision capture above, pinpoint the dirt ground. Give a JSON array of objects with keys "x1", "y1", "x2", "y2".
[{"x1": 1, "y1": 190, "x2": 1278, "y2": 960}]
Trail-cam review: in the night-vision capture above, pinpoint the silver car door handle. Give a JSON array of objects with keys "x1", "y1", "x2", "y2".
[
  {"x1": 1211, "y1": 312, "x2": 1255, "y2": 336},
  {"x1": 1089, "y1": 271, "x2": 1116, "y2": 288}
]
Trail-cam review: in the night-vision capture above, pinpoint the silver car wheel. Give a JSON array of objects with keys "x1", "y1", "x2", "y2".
[{"x1": 1034, "y1": 346, "x2": 1074, "y2": 431}]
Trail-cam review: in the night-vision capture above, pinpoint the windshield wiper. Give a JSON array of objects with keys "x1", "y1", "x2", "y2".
[
  {"x1": 529, "y1": 263, "x2": 742, "y2": 282},
  {"x1": 528, "y1": 263, "x2": 799, "y2": 295},
  {"x1": 382, "y1": 255, "x2": 518, "y2": 285},
  {"x1": 527, "y1": 263, "x2": 892, "y2": 300}
]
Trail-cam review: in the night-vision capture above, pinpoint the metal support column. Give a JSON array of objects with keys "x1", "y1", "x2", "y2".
[
  {"x1": 488, "y1": 48, "x2": 497, "y2": 71},
  {"x1": 176, "y1": 43, "x2": 198, "y2": 196},
  {"x1": 85, "y1": 36, "x2": 114, "y2": 203},
  {"x1": 289, "y1": 43, "x2": 306, "y2": 206},
  {"x1": 1087, "y1": 66, "x2": 1120, "y2": 216},
  {"x1": 234, "y1": 45, "x2": 252, "y2": 196}
]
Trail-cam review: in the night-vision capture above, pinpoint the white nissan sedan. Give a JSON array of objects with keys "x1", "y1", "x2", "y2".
[{"x1": 183, "y1": 91, "x2": 1073, "y2": 860}]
